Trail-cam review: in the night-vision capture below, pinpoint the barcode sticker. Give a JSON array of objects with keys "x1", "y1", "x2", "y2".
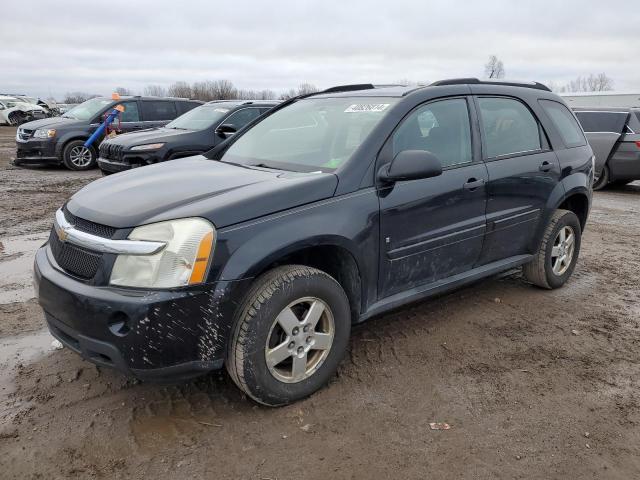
[{"x1": 344, "y1": 104, "x2": 390, "y2": 113}]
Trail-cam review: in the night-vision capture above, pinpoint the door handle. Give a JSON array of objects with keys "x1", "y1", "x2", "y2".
[
  {"x1": 539, "y1": 161, "x2": 553, "y2": 172},
  {"x1": 463, "y1": 178, "x2": 485, "y2": 191}
]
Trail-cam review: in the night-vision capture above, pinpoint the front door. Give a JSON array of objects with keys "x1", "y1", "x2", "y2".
[{"x1": 378, "y1": 97, "x2": 488, "y2": 298}]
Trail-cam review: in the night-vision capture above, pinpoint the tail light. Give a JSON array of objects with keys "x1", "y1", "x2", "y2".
[{"x1": 635, "y1": 141, "x2": 640, "y2": 149}]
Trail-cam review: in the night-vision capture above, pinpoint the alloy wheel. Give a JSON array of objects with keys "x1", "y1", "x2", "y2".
[
  {"x1": 265, "y1": 297, "x2": 335, "y2": 383},
  {"x1": 69, "y1": 145, "x2": 93, "y2": 167},
  {"x1": 551, "y1": 226, "x2": 575, "y2": 276}
]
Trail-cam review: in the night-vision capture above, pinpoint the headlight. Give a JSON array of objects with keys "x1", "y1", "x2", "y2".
[
  {"x1": 110, "y1": 218, "x2": 215, "y2": 288},
  {"x1": 34, "y1": 129, "x2": 56, "y2": 139},
  {"x1": 130, "y1": 143, "x2": 165, "y2": 151}
]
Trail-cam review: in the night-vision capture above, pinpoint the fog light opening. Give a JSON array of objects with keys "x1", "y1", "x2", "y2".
[{"x1": 108, "y1": 311, "x2": 131, "y2": 336}]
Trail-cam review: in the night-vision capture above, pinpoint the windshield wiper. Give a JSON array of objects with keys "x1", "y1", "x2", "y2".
[{"x1": 250, "y1": 163, "x2": 292, "y2": 172}]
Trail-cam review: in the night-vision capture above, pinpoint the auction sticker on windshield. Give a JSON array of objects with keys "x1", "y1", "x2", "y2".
[{"x1": 344, "y1": 104, "x2": 390, "y2": 113}]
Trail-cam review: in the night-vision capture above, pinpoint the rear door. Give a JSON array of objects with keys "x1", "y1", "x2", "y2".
[
  {"x1": 140, "y1": 100, "x2": 178, "y2": 129},
  {"x1": 574, "y1": 110, "x2": 628, "y2": 174},
  {"x1": 475, "y1": 96, "x2": 561, "y2": 264},
  {"x1": 378, "y1": 97, "x2": 488, "y2": 298}
]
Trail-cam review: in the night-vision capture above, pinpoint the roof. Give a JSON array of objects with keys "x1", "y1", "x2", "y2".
[
  {"x1": 203, "y1": 99, "x2": 280, "y2": 105},
  {"x1": 560, "y1": 91, "x2": 640, "y2": 97},
  {"x1": 572, "y1": 106, "x2": 639, "y2": 113}
]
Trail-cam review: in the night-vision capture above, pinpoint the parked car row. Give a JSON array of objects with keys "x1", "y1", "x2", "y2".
[
  {"x1": 0, "y1": 95, "x2": 48, "y2": 126},
  {"x1": 34, "y1": 79, "x2": 594, "y2": 405}
]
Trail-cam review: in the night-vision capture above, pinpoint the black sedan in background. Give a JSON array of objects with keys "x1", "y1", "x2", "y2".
[{"x1": 97, "y1": 100, "x2": 278, "y2": 174}]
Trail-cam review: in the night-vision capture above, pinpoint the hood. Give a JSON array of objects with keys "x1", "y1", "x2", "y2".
[
  {"x1": 19, "y1": 116, "x2": 78, "y2": 130},
  {"x1": 105, "y1": 127, "x2": 199, "y2": 148},
  {"x1": 66, "y1": 157, "x2": 338, "y2": 229}
]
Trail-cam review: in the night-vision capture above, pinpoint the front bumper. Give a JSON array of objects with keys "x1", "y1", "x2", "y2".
[
  {"x1": 16, "y1": 139, "x2": 58, "y2": 163},
  {"x1": 34, "y1": 246, "x2": 252, "y2": 382},
  {"x1": 97, "y1": 157, "x2": 134, "y2": 173},
  {"x1": 98, "y1": 150, "x2": 162, "y2": 173}
]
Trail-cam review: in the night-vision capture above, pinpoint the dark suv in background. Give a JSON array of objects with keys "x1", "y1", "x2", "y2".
[
  {"x1": 15, "y1": 96, "x2": 202, "y2": 170},
  {"x1": 35, "y1": 79, "x2": 593, "y2": 406},
  {"x1": 97, "y1": 100, "x2": 278, "y2": 174},
  {"x1": 573, "y1": 107, "x2": 640, "y2": 189}
]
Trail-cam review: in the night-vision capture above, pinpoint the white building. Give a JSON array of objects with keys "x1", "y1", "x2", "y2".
[{"x1": 560, "y1": 91, "x2": 640, "y2": 108}]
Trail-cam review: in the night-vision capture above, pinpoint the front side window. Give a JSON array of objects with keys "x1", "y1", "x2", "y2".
[
  {"x1": 119, "y1": 102, "x2": 140, "y2": 122},
  {"x1": 478, "y1": 97, "x2": 541, "y2": 158},
  {"x1": 539, "y1": 100, "x2": 586, "y2": 148},
  {"x1": 392, "y1": 98, "x2": 472, "y2": 168},
  {"x1": 220, "y1": 97, "x2": 399, "y2": 172},
  {"x1": 222, "y1": 108, "x2": 262, "y2": 129}
]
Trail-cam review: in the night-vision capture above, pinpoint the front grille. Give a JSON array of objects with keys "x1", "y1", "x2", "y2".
[
  {"x1": 49, "y1": 229, "x2": 103, "y2": 279},
  {"x1": 99, "y1": 142, "x2": 124, "y2": 162},
  {"x1": 49, "y1": 209, "x2": 117, "y2": 280},
  {"x1": 63, "y1": 208, "x2": 116, "y2": 238}
]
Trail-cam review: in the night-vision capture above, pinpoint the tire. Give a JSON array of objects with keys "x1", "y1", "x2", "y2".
[
  {"x1": 523, "y1": 209, "x2": 581, "y2": 289},
  {"x1": 227, "y1": 265, "x2": 351, "y2": 406},
  {"x1": 62, "y1": 140, "x2": 97, "y2": 170},
  {"x1": 592, "y1": 163, "x2": 610, "y2": 191}
]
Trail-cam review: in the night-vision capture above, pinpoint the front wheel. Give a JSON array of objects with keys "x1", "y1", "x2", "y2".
[
  {"x1": 523, "y1": 209, "x2": 582, "y2": 289},
  {"x1": 226, "y1": 265, "x2": 351, "y2": 406},
  {"x1": 62, "y1": 140, "x2": 97, "y2": 170}
]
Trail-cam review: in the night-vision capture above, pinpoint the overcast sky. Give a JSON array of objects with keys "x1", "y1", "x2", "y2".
[{"x1": 2, "y1": 0, "x2": 639, "y2": 100}]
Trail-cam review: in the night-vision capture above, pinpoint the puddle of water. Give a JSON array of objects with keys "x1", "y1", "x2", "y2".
[
  {"x1": 0, "y1": 231, "x2": 48, "y2": 304},
  {"x1": 0, "y1": 329, "x2": 57, "y2": 417}
]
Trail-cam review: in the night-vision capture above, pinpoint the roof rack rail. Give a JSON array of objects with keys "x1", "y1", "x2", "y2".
[
  {"x1": 430, "y1": 78, "x2": 552, "y2": 92},
  {"x1": 321, "y1": 84, "x2": 375, "y2": 94}
]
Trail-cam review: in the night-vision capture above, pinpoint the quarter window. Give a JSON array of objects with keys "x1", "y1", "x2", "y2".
[
  {"x1": 478, "y1": 97, "x2": 541, "y2": 158},
  {"x1": 539, "y1": 100, "x2": 586, "y2": 148},
  {"x1": 392, "y1": 98, "x2": 472, "y2": 168}
]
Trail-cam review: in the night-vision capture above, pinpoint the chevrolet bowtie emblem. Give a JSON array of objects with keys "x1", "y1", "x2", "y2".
[{"x1": 55, "y1": 222, "x2": 69, "y2": 242}]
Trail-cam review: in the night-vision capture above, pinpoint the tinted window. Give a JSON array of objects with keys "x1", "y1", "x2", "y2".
[
  {"x1": 223, "y1": 108, "x2": 262, "y2": 129},
  {"x1": 392, "y1": 98, "x2": 472, "y2": 168},
  {"x1": 119, "y1": 101, "x2": 140, "y2": 122},
  {"x1": 539, "y1": 100, "x2": 586, "y2": 148},
  {"x1": 574, "y1": 111, "x2": 627, "y2": 134},
  {"x1": 141, "y1": 101, "x2": 177, "y2": 121},
  {"x1": 177, "y1": 101, "x2": 198, "y2": 115},
  {"x1": 478, "y1": 97, "x2": 541, "y2": 158}
]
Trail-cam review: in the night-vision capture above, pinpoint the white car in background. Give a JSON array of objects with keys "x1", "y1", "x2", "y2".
[{"x1": 0, "y1": 96, "x2": 48, "y2": 126}]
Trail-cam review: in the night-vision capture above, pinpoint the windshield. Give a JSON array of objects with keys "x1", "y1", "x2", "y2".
[
  {"x1": 220, "y1": 97, "x2": 399, "y2": 172},
  {"x1": 63, "y1": 98, "x2": 113, "y2": 121},
  {"x1": 166, "y1": 104, "x2": 234, "y2": 130}
]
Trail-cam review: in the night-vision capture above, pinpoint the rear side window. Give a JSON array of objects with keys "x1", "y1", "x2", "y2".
[
  {"x1": 478, "y1": 97, "x2": 541, "y2": 158},
  {"x1": 574, "y1": 111, "x2": 627, "y2": 134},
  {"x1": 392, "y1": 98, "x2": 472, "y2": 168},
  {"x1": 539, "y1": 100, "x2": 586, "y2": 148},
  {"x1": 142, "y1": 101, "x2": 178, "y2": 121}
]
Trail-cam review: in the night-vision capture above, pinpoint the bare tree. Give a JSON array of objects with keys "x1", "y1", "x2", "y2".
[
  {"x1": 144, "y1": 85, "x2": 167, "y2": 97},
  {"x1": 279, "y1": 83, "x2": 319, "y2": 100},
  {"x1": 63, "y1": 92, "x2": 95, "y2": 103},
  {"x1": 484, "y1": 55, "x2": 505, "y2": 79},
  {"x1": 560, "y1": 73, "x2": 614, "y2": 93},
  {"x1": 115, "y1": 87, "x2": 132, "y2": 96},
  {"x1": 167, "y1": 81, "x2": 193, "y2": 99}
]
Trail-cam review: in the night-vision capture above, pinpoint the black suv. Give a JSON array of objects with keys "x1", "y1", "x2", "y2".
[
  {"x1": 16, "y1": 96, "x2": 202, "y2": 170},
  {"x1": 97, "y1": 100, "x2": 278, "y2": 174},
  {"x1": 572, "y1": 107, "x2": 640, "y2": 189},
  {"x1": 34, "y1": 79, "x2": 593, "y2": 406}
]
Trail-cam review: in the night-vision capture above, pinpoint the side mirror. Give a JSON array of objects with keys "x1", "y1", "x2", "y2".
[
  {"x1": 378, "y1": 150, "x2": 443, "y2": 182},
  {"x1": 216, "y1": 123, "x2": 237, "y2": 138}
]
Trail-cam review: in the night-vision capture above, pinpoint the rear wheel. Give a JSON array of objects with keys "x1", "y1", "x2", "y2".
[
  {"x1": 523, "y1": 209, "x2": 581, "y2": 289},
  {"x1": 592, "y1": 164, "x2": 610, "y2": 190},
  {"x1": 227, "y1": 265, "x2": 351, "y2": 406},
  {"x1": 62, "y1": 140, "x2": 97, "y2": 170}
]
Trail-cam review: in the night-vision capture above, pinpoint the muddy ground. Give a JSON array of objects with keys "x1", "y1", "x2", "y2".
[{"x1": 0, "y1": 125, "x2": 639, "y2": 479}]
